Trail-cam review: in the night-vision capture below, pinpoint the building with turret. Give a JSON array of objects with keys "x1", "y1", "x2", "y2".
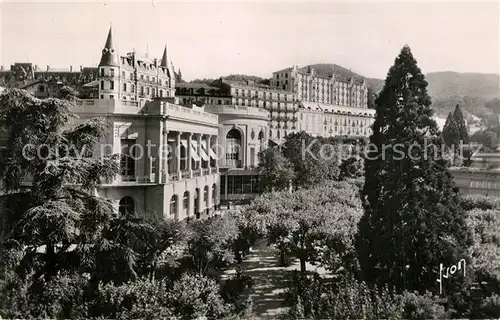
[
  {"x1": 66, "y1": 27, "x2": 221, "y2": 220},
  {"x1": 97, "y1": 28, "x2": 176, "y2": 102}
]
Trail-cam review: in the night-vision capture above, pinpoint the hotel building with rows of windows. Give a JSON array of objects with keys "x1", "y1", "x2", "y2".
[
  {"x1": 69, "y1": 28, "x2": 221, "y2": 220},
  {"x1": 272, "y1": 64, "x2": 375, "y2": 138}
]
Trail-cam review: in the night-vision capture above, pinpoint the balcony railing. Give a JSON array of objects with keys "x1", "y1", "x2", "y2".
[
  {"x1": 110, "y1": 174, "x2": 156, "y2": 184},
  {"x1": 182, "y1": 170, "x2": 192, "y2": 179},
  {"x1": 210, "y1": 167, "x2": 218, "y2": 174},
  {"x1": 222, "y1": 160, "x2": 242, "y2": 168},
  {"x1": 202, "y1": 168, "x2": 210, "y2": 175},
  {"x1": 192, "y1": 168, "x2": 201, "y2": 177},
  {"x1": 169, "y1": 172, "x2": 179, "y2": 181}
]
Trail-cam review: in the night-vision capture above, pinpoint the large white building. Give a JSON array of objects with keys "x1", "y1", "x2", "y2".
[
  {"x1": 71, "y1": 28, "x2": 221, "y2": 220},
  {"x1": 273, "y1": 65, "x2": 375, "y2": 139}
]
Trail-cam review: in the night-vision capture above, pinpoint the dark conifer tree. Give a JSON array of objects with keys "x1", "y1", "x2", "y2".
[
  {"x1": 453, "y1": 104, "x2": 469, "y2": 144},
  {"x1": 356, "y1": 46, "x2": 471, "y2": 294},
  {"x1": 443, "y1": 111, "x2": 459, "y2": 147}
]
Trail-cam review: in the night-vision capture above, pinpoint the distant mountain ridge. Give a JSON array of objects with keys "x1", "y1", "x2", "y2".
[{"x1": 367, "y1": 71, "x2": 500, "y2": 121}]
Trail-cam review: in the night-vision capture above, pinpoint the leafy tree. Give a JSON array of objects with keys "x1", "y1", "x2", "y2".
[
  {"x1": 282, "y1": 132, "x2": 340, "y2": 188},
  {"x1": 168, "y1": 273, "x2": 232, "y2": 319},
  {"x1": 185, "y1": 215, "x2": 239, "y2": 275},
  {"x1": 284, "y1": 271, "x2": 404, "y2": 319},
  {"x1": 247, "y1": 180, "x2": 363, "y2": 273},
  {"x1": 470, "y1": 129, "x2": 498, "y2": 152},
  {"x1": 339, "y1": 156, "x2": 364, "y2": 180},
  {"x1": 257, "y1": 147, "x2": 295, "y2": 192},
  {"x1": 443, "y1": 111, "x2": 459, "y2": 147},
  {"x1": 0, "y1": 89, "x2": 119, "y2": 283},
  {"x1": 356, "y1": 46, "x2": 472, "y2": 294},
  {"x1": 466, "y1": 209, "x2": 500, "y2": 295}
]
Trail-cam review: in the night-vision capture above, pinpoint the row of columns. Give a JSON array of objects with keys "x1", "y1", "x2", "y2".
[{"x1": 158, "y1": 129, "x2": 219, "y2": 184}]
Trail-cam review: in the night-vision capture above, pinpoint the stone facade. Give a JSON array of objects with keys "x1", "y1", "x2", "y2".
[
  {"x1": 97, "y1": 28, "x2": 176, "y2": 102},
  {"x1": 273, "y1": 65, "x2": 375, "y2": 138}
]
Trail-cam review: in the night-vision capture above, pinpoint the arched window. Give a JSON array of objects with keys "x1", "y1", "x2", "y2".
[
  {"x1": 258, "y1": 130, "x2": 264, "y2": 141},
  {"x1": 119, "y1": 197, "x2": 135, "y2": 215},
  {"x1": 226, "y1": 129, "x2": 242, "y2": 168},
  {"x1": 183, "y1": 191, "x2": 189, "y2": 216},
  {"x1": 194, "y1": 188, "x2": 200, "y2": 219},
  {"x1": 204, "y1": 186, "x2": 209, "y2": 206},
  {"x1": 170, "y1": 195, "x2": 177, "y2": 216}
]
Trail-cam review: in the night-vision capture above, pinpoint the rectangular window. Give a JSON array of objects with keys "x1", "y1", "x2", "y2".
[
  {"x1": 227, "y1": 176, "x2": 234, "y2": 195},
  {"x1": 100, "y1": 68, "x2": 104, "y2": 76},
  {"x1": 110, "y1": 95, "x2": 114, "y2": 99},
  {"x1": 146, "y1": 87, "x2": 150, "y2": 95},
  {"x1": 110, "y1": 81, "x2": 114, "y2": 90},
  {"x1": 110, "y1": 69, "x2": 115, "y2": 77},
  {"x1": 130, "y1": 73, "x2": 134, "y2": 80},
  {"x1": 150, "y1": 156, "x2": 156, "y2": 175},
  {"x1": 123, "y1": 83, "x2": 127, "y2": 91},
  {"x1": 100, "y1": 81, "x2": 104, "y2": 90},
  {"x1": 120, "y1": 139, "x2": 136, "y2": 177},
  {"x1": 140, "y1": 86, "x2": 144, "y2": 95},
  {"x1": 122, "y1": 71, "x2": 125, "y2": 78},
  {"x1": 160, "y1": 90, "x2": 163, "y2": 97}
]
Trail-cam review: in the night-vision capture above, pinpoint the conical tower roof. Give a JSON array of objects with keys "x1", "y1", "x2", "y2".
[
  {"x1": 160, "y1": 45, "x2": 168, "y2": 67},
  {"x1": 99, "y1": 27, "x2": 120, "y2": 67}
]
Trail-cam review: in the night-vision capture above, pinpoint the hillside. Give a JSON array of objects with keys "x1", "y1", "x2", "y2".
[
  {"x1": 366, "y1": 71, "x2": 500, "y2": 121},
  {"x1": 425, "y1": 72, "x2": 500, "y2": 99}
]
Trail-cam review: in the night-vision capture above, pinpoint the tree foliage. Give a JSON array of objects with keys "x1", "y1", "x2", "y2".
[
  {"x1": 246, "y1": 180, "x2": 363, "y2": 273},
  {"x1": 257, "y1": 147, "x2": 295, "y2": 192},
  {"x1": 357, "y1": 46, "x2": 472, "y2": 294},
  {"x1": 281, "y1": 132, "x2": 340, "y2": 188},
  {"x1": 185, "y1": 214, "x2": 239, "y2": 275},
  {"x1": 453, "y1": 104, "x2": 469, "y2": 144},
  {"x1": 0, "y1": 89, "x2": 244, "y2": 319},
  {"x1": 443, "y1": 111, "x2": 459, "y2": 147},
  {"x1": 470, "y1": 129, "x2": 499, "y2": 152}
]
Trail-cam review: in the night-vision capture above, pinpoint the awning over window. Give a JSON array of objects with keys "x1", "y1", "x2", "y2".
[
  {"x1": 201, "y1": 141, "x2": 217, "y2": 159},
  {"x1": 191, "y1": 140, "x2": 209, "y2": 161},
  {"x1": 181, "y1": 140, "x2": 200, "y2": 161}
]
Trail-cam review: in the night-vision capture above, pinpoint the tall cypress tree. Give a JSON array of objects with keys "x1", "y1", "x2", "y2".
[
  {"x1": 356, "y1": 46, "x2": 471, "y2": 294},
  {"x1": 443, "y1": 111, "x2": 459, "y2": 147},
  {"x1": 453, "y1": 104, "x2": 469, "y2": 144}
]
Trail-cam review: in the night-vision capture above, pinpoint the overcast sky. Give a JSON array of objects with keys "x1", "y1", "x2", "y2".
[{"x1": 0, "y1": 1, "x2": 498, "y2": 80}]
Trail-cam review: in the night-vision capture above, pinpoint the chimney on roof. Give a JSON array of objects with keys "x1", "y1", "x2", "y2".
[
  {"x1": 70, "y1": 65, "x2": 73, "y2": 72},
  {"x1": 47, "y1": 65, "x2": 50, "y2": 72},
  {"x1": 0, "y1": 65, "x2": 3, "y2": 71},
  {"x1": 80, "y1": 65, "x2": 83, "y2": 72}
]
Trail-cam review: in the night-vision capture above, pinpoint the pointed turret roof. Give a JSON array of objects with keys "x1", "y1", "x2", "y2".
[
  {"x1": 160, "y1": 45, "x2": 168, "y2": 68},
  {"x1": 99, "y1": 27, "x2": 120, "y2": 67}
]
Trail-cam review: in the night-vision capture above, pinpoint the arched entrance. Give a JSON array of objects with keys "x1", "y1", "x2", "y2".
[
  {"x1": 194, "y1": 188, "x2": 200, "y2": 219},
  {"x1": 226, "y1": 129, "x2": 242, "y2": 168},
  {"x1": 119, "y1": 196, "x2": 135, "y2": 215}
]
